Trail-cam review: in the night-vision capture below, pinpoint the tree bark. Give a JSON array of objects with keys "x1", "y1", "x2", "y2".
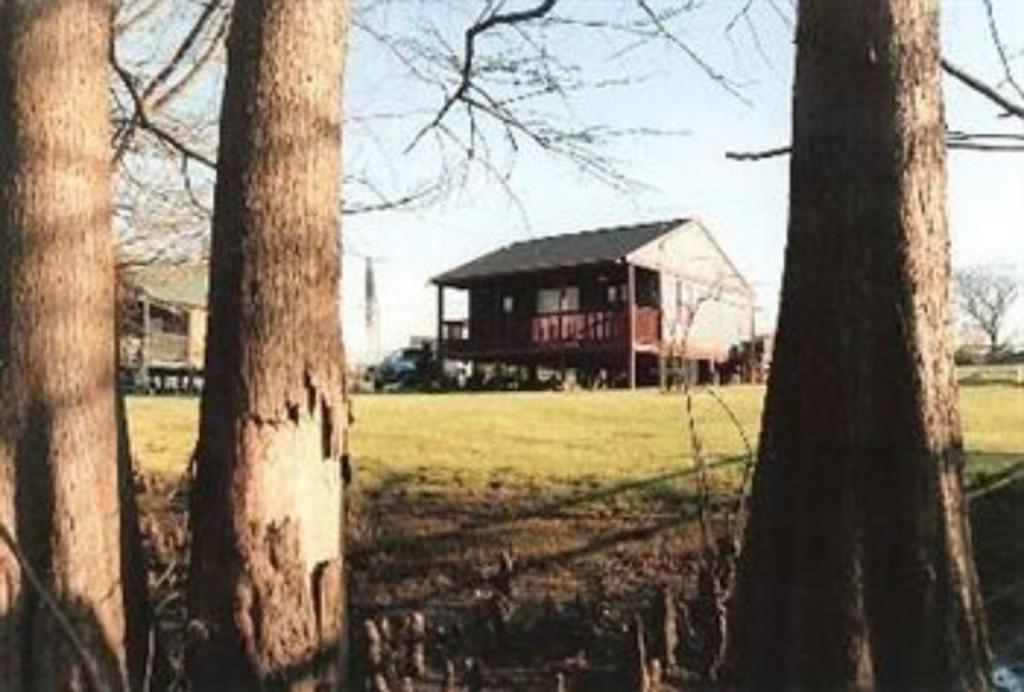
[
  {"x1": 723, "y1": 2, "x2": 991, "y2": 690},
  {"x1": 186, "y1": 0, "x2": 349, "y2": 687},
  {"x1": 0, "y1": 1, "x2": 135, "y2": 689}
]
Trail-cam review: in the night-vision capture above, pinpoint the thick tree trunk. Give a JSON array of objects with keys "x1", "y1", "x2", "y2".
[
  {"x1": 186, "y1": 0, "x2": 349, "y2": 687},
  {"x1": 0, "y1": 1, "x2": 134, "y2": 690},
  {"x1": 723, "y1": 2, "x2": 991, "y2": 690}
]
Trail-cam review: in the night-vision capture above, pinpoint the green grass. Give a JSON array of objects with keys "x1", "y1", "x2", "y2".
[
  {"x1": 958, "y1": 362, "x2": 1024, "y2": 386},
  {"x1": 127, "y1": 384, "x2": 1024, "y2": 653},
  {"x1": 126, "y1": 395, "x2": 201, "y2": 477},
  {"x1": 350, "y1": 387, "x2": 763, "y2": 494},
  {"x1": 127, "y1": 382, "x2": 1023, "y2": 491}
]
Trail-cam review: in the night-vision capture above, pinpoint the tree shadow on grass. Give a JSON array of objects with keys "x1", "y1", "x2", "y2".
[
  {"x1": 348, "y1": 457, "x2": 749, "y2": 616},
  {"x1": 968, "y1": 453, "x2": 1024, "y2": 659},
  {"x1": 352, "y1": 454, "x2": 747, "y2": 556}
]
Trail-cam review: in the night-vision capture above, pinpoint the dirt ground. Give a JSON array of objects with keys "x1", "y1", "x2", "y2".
[{"x1": 137, "y1": 454, "x2": 1024, "y2": 690}]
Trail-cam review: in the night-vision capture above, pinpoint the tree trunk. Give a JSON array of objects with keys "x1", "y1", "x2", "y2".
[
  {"x1": 986, "y1": 328, "x2": 999, "y2": 357},
  {"x1": 723, "y1": 2, "x2": 991, "y2": 690},
  {"x1": 186, "y1": 0, "x2": 349, "y2": 687},
  {"x1": 0, "y1": 1, "x2": 135, "y2": 690}
]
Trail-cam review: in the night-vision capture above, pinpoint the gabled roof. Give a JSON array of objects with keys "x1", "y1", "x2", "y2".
[
  {"x1": 126, "y1": 263, "x2": 208, "y2": 308},
  {"x1": 433, "y1": 218, "x2": 687, "y2": 286},
  {"x1": 626, "y1": 219, "x2": 754, "y2": 296}
]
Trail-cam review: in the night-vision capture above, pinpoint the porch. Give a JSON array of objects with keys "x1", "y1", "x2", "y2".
[
  {"x1": 440, "y1": 305, "x2": 661, "y2": 359},
  {"x1": 435, "y1": 262, "x2": 663, "y2": 388}
]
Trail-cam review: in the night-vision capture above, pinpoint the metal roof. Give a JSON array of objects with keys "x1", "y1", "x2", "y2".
[
  {"x1": 126, "y1": 263, "x2": 208, "y2": 308},
  {"x1": 433, "y1": 218, "x2": 688, "y2": 286}
]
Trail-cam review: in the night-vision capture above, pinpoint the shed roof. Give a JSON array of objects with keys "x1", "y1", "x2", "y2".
[
  {"x1": 126, "y1": 263, "x2": 208, "y2": 308},
  {"x1": 433, "y1": 218, "x2": 687, "y2": 286}
]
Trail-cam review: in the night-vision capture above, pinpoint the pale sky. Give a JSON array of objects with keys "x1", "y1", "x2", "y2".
[{"x1": 341, "y1": 1, "x2": 1024, "y2": 363}]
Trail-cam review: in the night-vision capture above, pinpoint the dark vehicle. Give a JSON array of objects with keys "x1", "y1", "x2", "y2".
[{"x1": 373, "y1": 346, "x2": 433, "y2": 390}]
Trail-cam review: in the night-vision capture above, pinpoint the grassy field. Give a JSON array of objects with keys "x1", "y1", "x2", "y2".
[
  {"x1": 127, "y1": 381, "x2": 1023, "y2": 491},
  {"x1": 127, "y1": 381, "x2": 1024, "y2": 667}
]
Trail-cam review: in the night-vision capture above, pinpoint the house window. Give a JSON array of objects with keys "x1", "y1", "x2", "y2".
[
  {"x1": 675, "y1": 280, "x2": 684, "y2": 309},
  {"x1": 607, "y1": 285, "x2": 619, "y2": 304},
  {"x1": 502, "y1": 294, "x2": 514, "y2": 314},
  {"x1": 561, "y1": 287, "x2": 580, "y2": 312},
  {"x1": 537, "y1": 289, "x2": 560, "y2": 314},
  {"x1": 537, "y1": 287, "x2": 580, "y2": 314}
]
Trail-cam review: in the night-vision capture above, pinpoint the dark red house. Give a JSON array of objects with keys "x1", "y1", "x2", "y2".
[{"x1": 433, "y1": 218, "x2": 755, "y2": 388}]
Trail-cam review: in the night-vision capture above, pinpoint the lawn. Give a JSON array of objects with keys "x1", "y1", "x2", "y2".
[
  {"x1": 127, "y1": 382, "x2": 1023, "y2": 492},
  {"x1": 127, "y1": 382, "x2": 1024, "y2": 672}
]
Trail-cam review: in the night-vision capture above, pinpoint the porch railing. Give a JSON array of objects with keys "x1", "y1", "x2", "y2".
[
  {"x1": 148, "y1": 331, "x2": 190, "y2": 364},
  {"x1": 442, "y1": 306, "x2": 660, "y2": 352}
]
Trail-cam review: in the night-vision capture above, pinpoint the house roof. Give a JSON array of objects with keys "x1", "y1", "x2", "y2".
[
  {"x1": 126, "y1": 263, "x2": 208, "y2": 308},
  {"x1": 433, "y1": 218, "x2": 688, "y2": 286}
]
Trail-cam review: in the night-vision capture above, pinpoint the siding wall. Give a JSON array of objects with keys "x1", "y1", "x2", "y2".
[
  {"x1": 188, "y1": 308, "x2": 207, "y2": 368},
  {"x1": 629, "y1": 222, "x2": 754, "y2": 361}
]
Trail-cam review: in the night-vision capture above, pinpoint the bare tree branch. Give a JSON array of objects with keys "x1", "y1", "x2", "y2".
[
  {"x1": 150, "y1": 11, "x2": 229, "y2": 111},
  {"x1": 725, "y1": 145, "x2": 790, "y2": 161},
  {"x1": 142, "y1": 0, "x2": 224, "y2": 101},
  {"x1": 636, "y1": 0, "x2": 753, "y2": 107},
  {"x1": 110, "y1": 32, "x2": 218, "y2": 169},
  {"x1": 114, "y1": 0, "x2": 165, "y2": 37},
  {"x1": 0, "y1": 522, "x2": 104, "y2": 692},
  {"x1": 405, "y1": 0, "x2": 559, "y2": 153},
  {"x1": 980, "y1": 0, "x2": 1024, "y2": 102},
  {"x1": 942, "y1": 58, "x2": 1024, "y2": 120},
  {"x1": 727, "y1": 133, "x2": 1024, "y2": 161},
  {"x1": 341, "y1": 177, "x2": 443, "y2": 216},
  {"x1": 948, "y1": 140, "x2": 1024, "y2": 152},
  {"x1": 728, "y1": 56, "x2": 1024, "y2": 162}
]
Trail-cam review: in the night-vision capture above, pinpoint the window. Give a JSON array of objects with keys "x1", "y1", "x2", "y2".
[
  {"x1": 537, "y1": 289, "x2": 560, "y2": 314},
  {"x1": 502, "y1": 294, "x2": 514, "y2": 314},
  {"x1": 561, "y1": 287, "x2": 580, "y2": 311},
  {"x1": 537, "y1": 287, "x2": 580, "y2": 314},
  {"x1": 675, "y1": 280, "x2": 684, "y2": 309},
  {"x1": 607, "y1": 285, "x2": 619, "y2": 304}
]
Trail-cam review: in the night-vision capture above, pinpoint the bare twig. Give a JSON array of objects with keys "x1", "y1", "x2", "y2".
[
  {"x1": 0, "y1": 522, "x2": 105, "y2": 692},
  {"x1": 405, "y1": 0, "x2": 559, "y2": 153},
  {"x1": 675, "y1": 282, "x2": 725, "y2": 554},
  {"x1": 342, "y1": 180, "x2": 442, "y2": 216},
  {"x1": 725, "y1": 145, "x2": 790, "y2": 161},
  {"x1": 949, "y1": 130, "x2": 1024, "y2": 141},
  {"x1": 728, "y1": 59, "x2": 1024, "y2": 162},
  {"x1": 683, "y1": 374, "x2": 712, "y2": 552},
  {"x1": 942, "y1": 58, "x2": 1024, "y2": 120},
  {"x1": 703, "y1": 387, "x2": 756, "y2": 547},
  {"x1": 142, "y1": 0, "x2": 224, "y2": 101},
  {"x1": 727, "y1": 136, "x2": 1024, "y2": 162},
  {"x1": 150, "y1": 12, "x2": 229, "y2": 112},
  {"x1": 979, "y1": 0, "x2": 1024, "y2": 102},
  {"x1": 114, "y1": 0, "x2": 164, "y2": 36},
  {"x1": 143, "y1": 625, "x2": 157, "y2": 692},
  {"x1": 110, "y1": 40, "x2": 217, "y2": 169},
  {"x1": 948, "y1": 141, "x2": 1024, "y2": 152},
  {"x1": 636, "y1": 0, "x2": 752, "y2": 107}
]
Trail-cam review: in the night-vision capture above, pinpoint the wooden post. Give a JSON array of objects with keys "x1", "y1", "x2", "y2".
[
  {"x1": 436, "y1": 283, "x2": 444, "y2": 363},
  {"x1": 141, "y1": 293, "x2": 151, "y2": 393},
  {"x1": 627, "y1": 264, "x2": 637, "y2": 389}
]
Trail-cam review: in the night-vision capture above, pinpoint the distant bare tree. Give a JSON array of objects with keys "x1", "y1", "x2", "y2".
[{"x1": 955, "y1": 263, "x2": 1020, "y2": 355}]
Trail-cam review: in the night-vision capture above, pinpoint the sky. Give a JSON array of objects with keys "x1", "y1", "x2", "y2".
[{"x1": 339, "y1": 0, "x2": 1024, "y2": 363}]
